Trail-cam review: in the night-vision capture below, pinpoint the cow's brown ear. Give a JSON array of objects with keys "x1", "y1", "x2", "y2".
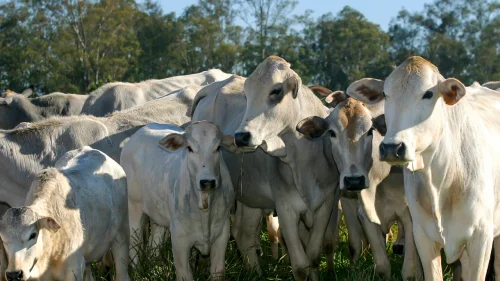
[
  {"x1": 296, "y1": 116, "x2": 329, "y2": 140},
  {"x1": 158, "y1": 133, "x2": 186, "y2": 152},
  {"x1": 439, "y1": 78, "x2": 466, "y2": 106},
  {"x1": 325, "y1": 91, "x2": 347, "y2": 107},
  {"x1": 309, "y1": 85, "x2": 333, "y2": 97},
  {"x1": 372, "y1": 114, "x2": 387, "y2": 136},
  {"x1": 347, "y1": 78, "x2": 384, "y2": 105},
  {"x1": 285, "y1": 75, "x2": 301, "y2": 99},
  {"x1": 37, "y1": 217, "x2": 60, "y2": 232}
]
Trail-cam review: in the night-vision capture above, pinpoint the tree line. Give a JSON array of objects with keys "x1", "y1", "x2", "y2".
[{"x1": 0, "y1": 0, "x2": 498, "y2": 95}]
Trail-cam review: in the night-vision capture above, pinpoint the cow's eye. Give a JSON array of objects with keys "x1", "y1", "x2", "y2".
[
  {"x1": 423, "y1": 91, "x2": 433, "y2": 99},
  {"x1": 29, "y1": 233, "x2": 36, "y2": 241},
  {"x1": 382, "y1": 91, "x2": 386, "y2": 98},
  {"x1": 367, "y1": 128, "x2": 374, "y2": 136},
  {"x1": 270, "y1": 88, "x2": 281, "y2": 96},
  {"x1": 216, "y1": 146, "x2": 221, "y2": 152},
  {"x1": 329, "y1": 131, "x2": 336, "y2": 138},
  {"x1": 187, "y1": 146, "x2": 193, "y2": 153}
]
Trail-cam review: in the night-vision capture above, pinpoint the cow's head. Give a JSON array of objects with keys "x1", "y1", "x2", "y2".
[
  {"x1": 234, "y1": 56, "x2": 301, "y2": 151},
  {"x1": 158, "y1": 121, "x2": 237, "y2": 210},
  {"x1": 0, "y1": 207, "x2": 60, "y2": 281},
  {"x1": 348, "y1": 56, "x2": 465, "y2": 171},
  {"x1": 297, "y1": 94, "x2": 386, "y2": 191}
]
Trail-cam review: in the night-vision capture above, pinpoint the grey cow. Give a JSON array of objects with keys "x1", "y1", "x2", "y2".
[
  {"x1": 0, "y1": 92, "x2": 88, "y2": 129},
  {"x1": 82, "y1": 69, "x2": 231, "y2": 117},
  {"x1": 0, "y1": 86, "x2": 198, "y2": 208}
]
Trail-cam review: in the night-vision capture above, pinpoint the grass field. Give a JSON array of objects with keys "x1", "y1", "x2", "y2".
[{"x1": 93, "y1": 217, "x2": 456, "y2": 281}]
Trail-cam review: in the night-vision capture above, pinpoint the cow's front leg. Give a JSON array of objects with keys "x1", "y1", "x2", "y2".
[
  {"x1": 400, "y1": 210, "x2": 422, "y2": 280},
  {"x1": 413, "y1": 224, "x2": 443, "y2": 281},
  {"x1": 465, "y1": 229, "x2": 492, "y2": 281},
  {"x1": 232, "y1": 203, "x2": 263, "y2": 274},
  {"x1": 359, "y1": 214, "x2": 390, "y2": 279},
  {"x1": 305, "y1": 194, "x2": 336, "y2": 281},
  {"x1": 341, "y1": 197, "x2": 366, "y2": 263},
  {"x1": 275, "y1": 201, "x2": 310, "y2": 281},
  {"x1": 172, "y1": 237, "x2": 193, "y2": 281},
  {"x1": 210, "y1": 219, "x2": 231, "y2": 281},
  {"x1": 65, "y1": 253, "x2": 85, "y2": 281}
]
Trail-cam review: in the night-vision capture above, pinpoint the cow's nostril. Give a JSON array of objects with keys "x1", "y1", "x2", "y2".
[
  {"x1": 396, "y1": 143, "x2": 406, "y2": 158},
  {"x1": 6, "y1": 271, "x2": 23, "y2": 281},
  {"x1": 379, "y1": 144, "x2": 386, "y2": 158},
  {"x1": 234, "y1": 132, "x2": 251, "y2": 147}
]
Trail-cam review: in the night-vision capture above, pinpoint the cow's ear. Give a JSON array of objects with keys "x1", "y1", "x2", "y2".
[
  {"x1": 372, "y1": 114, "x2": 387, "y2": 136},
  {"x1": 158, "y1": 133, "x2": 186, "y2": 152},
  {"x1": 284, "y1": 75, "x2": 301, "y2": 99},
  {"x1": 37, "y1": 217, "x2": 60, "y2": 232},
  {"x1": 20, "y1": 86, "x2": 34, "y2": 97},
  {"x1": 296, "y1": 116, "x2": 329, "y2": 140},
  {"x1": 347, "y1": 78, "x2": 384, "y2": 105},
  {"x1": 309, "y1": 85, "x2": 332, "y2": 97},
  {"x1": 325, "y1": 91, "x2": 347, "y2": 108},
  {"x1": 439, "y1": 78, "x2": 466, "y2": 106}
]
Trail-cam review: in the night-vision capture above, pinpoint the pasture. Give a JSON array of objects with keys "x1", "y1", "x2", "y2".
[{"x1": 92, "y1": 221, "x2": 455, "y2": 281}]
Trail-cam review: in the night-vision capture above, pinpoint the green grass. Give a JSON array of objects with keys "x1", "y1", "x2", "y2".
[{"x1": 92, "y1": 217, "x2": 456, "y2": 281}]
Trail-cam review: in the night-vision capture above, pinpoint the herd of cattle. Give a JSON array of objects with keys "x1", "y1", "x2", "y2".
[{"x1": 0, "y1": 56, "x2": 499, "y2": 281}]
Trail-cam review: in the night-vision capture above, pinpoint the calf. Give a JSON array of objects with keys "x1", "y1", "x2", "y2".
[
  {"x1": 0, "y1": 146, "x2": 130, "y2": 281},
  {"x1": 121, "y1": 121, "x2": 236, "y2": 281},
  {"x1": 297, "y1": 95, "x2": 422, "y2": 280}
]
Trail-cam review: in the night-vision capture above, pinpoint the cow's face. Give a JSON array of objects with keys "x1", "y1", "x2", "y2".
[
  {"x1": 234, "y1": 56, "x2": 301, "y2": 148},
  {"x1": 159, "y1": 121, "x2": 236, "y2": 210},
  {"x1": 347, "y1": 57, "x2": 466, "y2": 171},
  {"x1": 0, "y1": 207, "x2": 60, "y2": 281},
  {"x1": 297, "y1": 97, "x2": 385, "y2": 191}
]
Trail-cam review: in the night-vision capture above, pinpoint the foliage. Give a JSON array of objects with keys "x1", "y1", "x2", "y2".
[{"x1": 0, "y1": 0, "x2": 499, "y2": 94}]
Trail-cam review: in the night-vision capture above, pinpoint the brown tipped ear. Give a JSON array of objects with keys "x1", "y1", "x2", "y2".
[
  {"x1": 439, "y1": 78, "x2": 466, "y2": 106},
  {"x1": 347, "y1": 78, "x2": 384, "y2": 105},
  {"x1": 309, "y1": 85, "x2": 333, "y2": 97},
  {"x1": 158, "y1": 133, "x2": 186, "y2": 152},
  {"x1": 4, "y1": 90, "x2": 16, "y2": 97},
  {"x1": 325, "y1": 91, "x2": 347, "y2": 107},
  {"x1": 37, "y1": 217, "x2": 60, "y2": 232},
  {"x1": 284, "y1": 75, "x2": 301, "y2": 99},
  {"x1": 296, "y1": 116, "x2": 329, "y2": 140},
  {"x1": 372, "y1": 114, "x2": 387, "y2": 136}
]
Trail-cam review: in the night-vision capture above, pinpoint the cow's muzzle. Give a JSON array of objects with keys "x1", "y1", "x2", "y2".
[
  {"x1": 343, "y1": 176, "x2": 366, "y2": 191},
  {"x1": 379, "y1": 142, "x2": 407, "y2": 163},
  {"x1": 234, "y1": 132, "x2": 251, "y2": 147},
  {"x1": 6, "y1": 271, "x2": 23, "y2": 281},
  {"x1": 200, "y1": 179, "x2": 216, "y2": 191}
]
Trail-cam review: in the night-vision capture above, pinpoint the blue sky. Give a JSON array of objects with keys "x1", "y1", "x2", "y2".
[{"x1": 156, "y1": 0, "x2": 434, "y2": 31}]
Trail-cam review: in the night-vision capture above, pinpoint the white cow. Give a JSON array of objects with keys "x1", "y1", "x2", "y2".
[
  {"x1": 0, "y1": 146, "x2": 130, "y2": 281},
  {"x1": 348, "y1": 56, "x2": 500, "y2": 281},
  {"x1": 121, "y1": 121, "x2": 236, "y2": 281},
  {"x1": 297, "y1": 94, "x2": 422, "y2": 280}
]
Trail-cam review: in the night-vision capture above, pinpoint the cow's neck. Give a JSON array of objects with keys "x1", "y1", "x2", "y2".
[{"x1": 274, "y1": 88, "x2": 338, "y2": 209}]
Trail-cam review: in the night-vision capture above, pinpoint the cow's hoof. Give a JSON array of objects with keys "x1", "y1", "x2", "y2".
[{"x1": 392, "y1": 244, "x2": 405, "y2": 256}]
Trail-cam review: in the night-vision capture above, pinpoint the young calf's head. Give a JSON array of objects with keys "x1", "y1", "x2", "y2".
[
  {"x1": 297, "y1": 94, "x2": 386, "y2": 191},
  {"x1": 0, "y1": 207, "x2": 60, "y2": 281},
  {"x1": 159, "y1": 121, "x2": 236, "y2": 210}
]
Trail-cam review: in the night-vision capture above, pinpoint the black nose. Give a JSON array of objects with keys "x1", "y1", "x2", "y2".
[
  {"x1": 392, "y1": 244, "x2": 405, "y2": 256},
  {"x1": 379, "y1": 142, "x2": 406, "y2": 162},
  {"x1": 6, "y1": 271, "x2": 23, "y2": 281},
  {"x1": 343, "y1": 176, "x2": 366, "y2": 191},
  {"x1": 234, "y1": 132, "x2": 251, "y2": 147},
  {"x1": 200, "y1": 179, "x2": 216, "y2": 190}
]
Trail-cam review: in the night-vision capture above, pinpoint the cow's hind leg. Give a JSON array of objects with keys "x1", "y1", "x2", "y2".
[
  {"x1": 413, "y1": 224, "x2": 443, "y2": 281},
  {"x1": 465, "y1": 230, "x2": 492, "y2": 281}
]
